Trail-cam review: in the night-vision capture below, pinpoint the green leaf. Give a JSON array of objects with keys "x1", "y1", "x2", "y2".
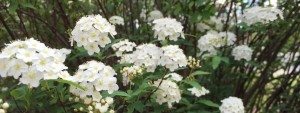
[
  {"x1": 183, "y1": 80, "x2": 202, "y2": 89},
  {"x1": 132, "y1": 101, "x2": 145, "y2": 112},
  {"x1": 198, "y1": 99, "x2": 219, "y2": 108},
  {"x1": 46, "y1": 79, "x2": 85, "y2": 90},
  {"x1": 212, "y1": 56, "x2": 221, "y2": 69},
  {"x1": 10, "y1": 86, "x2": 28, "y2": 100},
  {"x1": 111, "y1": 91, "x2": 131, "y2": 97},
  {"x1": 189, "y1": 70, "x2": 210, "y2": 76}
]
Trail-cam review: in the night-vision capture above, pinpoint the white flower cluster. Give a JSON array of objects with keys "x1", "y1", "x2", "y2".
[
  {"x1": 198, "y1": 31, "x2": 236, "y2": 55},
  {"x1": 109, "y1": 16, "x2": 124, "y2": 25},
  {"x1": 147, "y1": 10, "x2": 163, "y2": 22},
  {"x1": 241, "y1": 6, "x2": 283, "y2": 25},
  {"x1": 120, "y1": 66, "x2": 143, "y2": 86},
  {"x1": 69, "y1": 61, "x2": 117, "y2": 113},
  {"x1": 160, "y1": 45, "x2": 188, "y2": 71},
  {"x1": 232, "y1": 45, "x2": 253, "y2": 61},
  {"x1": 188, "y1": 87, "x2": 209, "y2": 97},
  {"x1": 111, "y1": 39, "x2": 136, "y2": 57},
  {"x1": 71, "y1": 14, "x2": 117, "y2": 55},
  {"x1": 152, "y1": 18, "x2": 185, "y2": 41},
  {"x1": 153, "y1": 73, "x2": 183, "y2": 108},
  {"x1": 120, "y1": 44, "x2": 162, "y2": 72},
  {"x1": 70, "y1": 61, "x2": 118, "y2": 98},
  {"x1": 0, "y1": 38, "x2": 70, "y2": 88},
  {"x1": 219, "y1": 96, "x2": 245, "y2": 113},
  {"x1": 120, "y1": 44, "x2": 188, "y2": 72},
  {"x1": 0, "y1": 99, "x2": 9, "y2": 113}
]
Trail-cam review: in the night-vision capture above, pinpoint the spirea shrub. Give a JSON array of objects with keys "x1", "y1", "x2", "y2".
[{"x1": 1, "y1": 0, "x2": 298, "y2": 113}]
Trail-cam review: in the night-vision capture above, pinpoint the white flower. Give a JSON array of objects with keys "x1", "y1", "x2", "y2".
[
  {"x1": 0, "y1": 60, "x2": 9, "y2": 77},
  {"x1": 197, "y1": 31, "x2": 236, "y2": 55},
  {"x1": 241, "y1": 6, "x2": 283, "y2": 25},
  {"x1": 160, "y1": 45, "x2": 187, "y2": 71},
  {"x1": 71, "y1": 14, "x2": 117, "y2": 55},
  {"x1": 148, "y1": 10, "x2": 163, "y2": 22},
  {"x1": 152, "y1": 18, "x2": 184, "y2": 41},
  {"x1": 16, "y1": 49, "x2": 39, "y2": 62},
  {"x1": 95, "y1": 103, "x2": 109, "y2": 113},
  {"x1": 219, "y1": 32, "x2": 236, "y2": 46},
  {"x1": 19, "y1": 68, "x2": 43, "y2": 88},
  {"x1": 232, "y1": 45, "x2": 253, "y2": 61},
  {"x1": 0, "y1": 109, "x2": 5, "y2": 113},
  {"x1": 220, "y1": 96, "x2": 245, "y2": 113},
  {"x1": 7, "y1": 59, "x2": 28, "y2": 79},
  {"x1": 188, "y1": 87, "x2": 210, "y2": 97},
  {"x1": 153, "y1": 79, "x2": 181, "y2": 108},
  {"x1": 120, "y1": 44, "x2": 162, "y2": 72},
  {"x1": 165, "y1": 73, "x2": 182, "y2": 82},
  {"x1": 216, "y1": 0, "x2": 226, "y2": 4},
  {"x1": 1, "y1": 102, "x2": 9, "y2": 109},
  {"x1": 109, "y1": 16, "x2": 124, "y2": 25},
  {"x1": 112, "y1": 39, "x2": 136, "y2": 57},
  {"x1": 196, "y1": 23, "x2": 211, "y2": 32}
]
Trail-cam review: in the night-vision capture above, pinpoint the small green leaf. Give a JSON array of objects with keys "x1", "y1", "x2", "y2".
[
  {"x1": 10, "y1": 86, "x2": 28, "y2": 100},
  {"x1": 198, "y1": 99, "x2": 219, "y2": 108},
  {"x1": 212, "y1": 56, "x2": 221, "y2": 69},
  {"x1": 190, "y1": 70, "x2": 210, "y2": 76},
  {"x1": 111, "y1": 91, "x2": 131, "y2": 97},
  {"x1": 183, "y1": 80, "x2": 202, "y2": 89}
]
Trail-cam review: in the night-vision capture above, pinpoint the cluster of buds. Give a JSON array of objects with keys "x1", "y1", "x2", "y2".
[
  {"x1": 72, "y1": 97, "x2": 115, "y2": 113},
  {"x1": 120, "y1": 66, "x2": 144, "y2": 86},
  {"x1": 0, "y1": 99, "x2": 9, "y2": 113},
  {"x1": 187, "y1": 56, "x2": 201, "y2": 69}
]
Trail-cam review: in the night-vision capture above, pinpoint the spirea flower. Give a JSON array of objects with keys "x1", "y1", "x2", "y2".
[
  {"x1": 109, "y1": 16, "x2": 124, "y2": 25},
  {"x1": 232, "y1": 45, "x2": 253, "y2": 61},
  {"x1": 197, "y1": 31, "x2": 236, "y2": 55},
  {"x1": 112, "y1": 39, "x2": 136, "y2": 57},
  {"x1": 147, "y1": 10, "x2": 163, "y2": 22},
  {"x1": 219, "y1": 96, "x2": 245, "y2": 113},
  {"x1": 120, "y1": 66, "x2": 143, "y2": 86},
  {"x1": 120, "y1": 44, "x2": 162, "y2": 72},
  {"x1": 160, "y1": 45, "x2": 187, "y2": 71},
  {"x1": 165, "y1": 73, "x2": 183, "y2": 82},
  {"x1": 71, "y1": 60, "x2": 119, "y2": 94},
  {"x1": 241, "y1": 6, "x2": 283, "y2": 25},
  {"x1": 0, "y1": 38, "x2": 70, "y2": 88},
  {"x1": 188, "y1": 87, "x2": 209, "y2": 97},
  {"x1": 153, "y1": 79, "x2": 181, "y2": 108},
  {"x1": 71, "y1": 14, "x2": 117, "y2": 55},
  {"x1": 152, "y1": 18, "x2": 185, "y2": 41}
]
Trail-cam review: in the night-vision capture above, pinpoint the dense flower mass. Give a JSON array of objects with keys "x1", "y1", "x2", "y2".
[
  {"x1": 160, "y1": 45, "x2": 187, "y2": 71},
  {"x1": 219, "y1": 97, "x2": 245, "y2": 113},
  {"x1": 120, "y1": 44, "x2": 162, "y2": 72},
  {"x1": 69, "y1": 61, "x2": 118, "y2": 112},
  {"x1": 0, "y1": 38, "x2": 70, "y2": 87},
  {"x1": 71, "y1": 14, "x2": 117, "y2": 55},
  {"x1": 241, "y1": 6, "x2": 283, "y2": 25},
  {"x1": 111, "y1": 39, "x2": 136, "y2": 57},
  {"x1": 232, "y1": 45, "x2": 253, "y2": 61},
  {"x1": 109, "y1": 16, "x2": 124, "y2": 25},
  {"x1": 152, "y1": 18, "x2": 185, "y2": 41},
  {"x1": 197, "y1": 31, "x2": 236, "y2": 55},
  {"x1": 188, "y1": 87, "x2": 210, "y2": 97},
  {"x1": 147, "y1": 10, "x2": 163, "y2": 22},
  {"x1": 153, "y1": 79, "x2": 181, "y2": 108}
]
